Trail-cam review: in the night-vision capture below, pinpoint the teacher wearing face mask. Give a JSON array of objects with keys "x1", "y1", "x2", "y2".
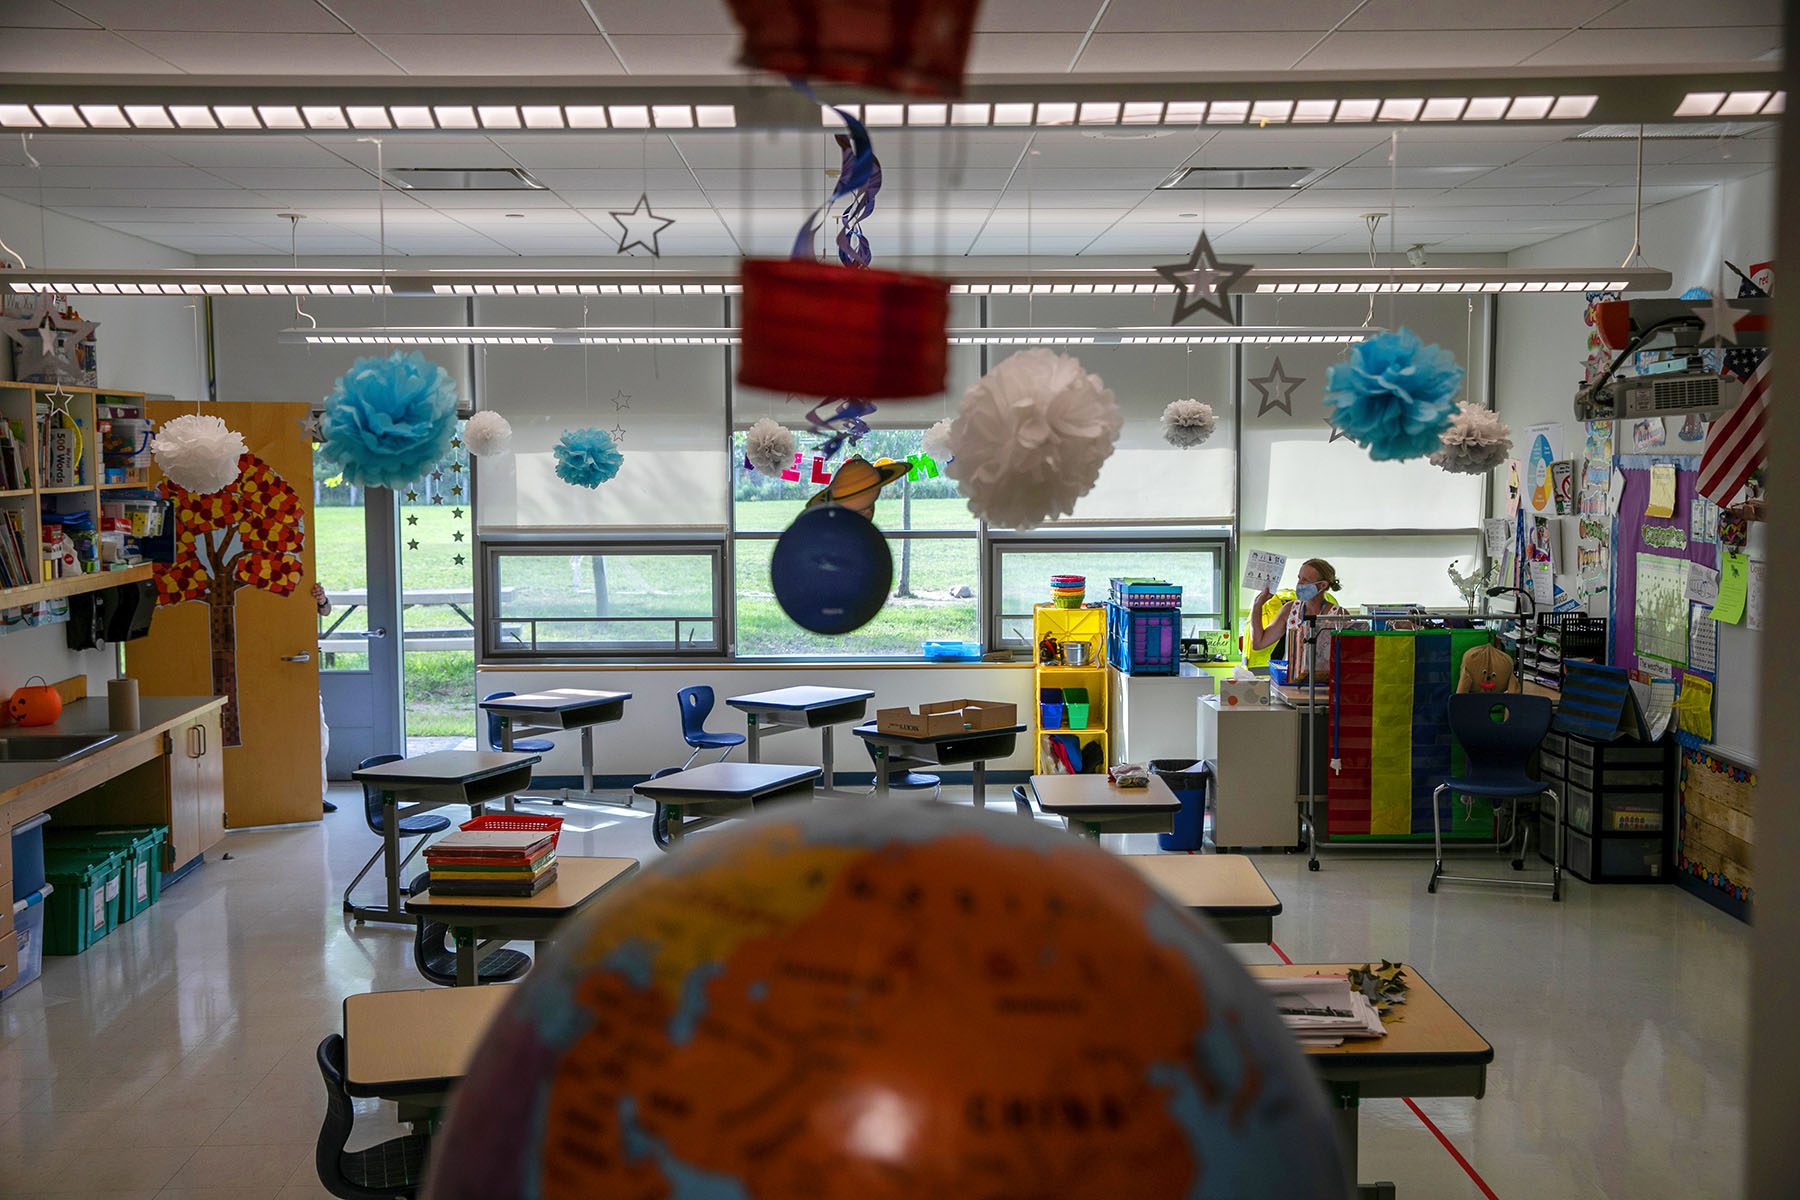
[{"x1": 1247, "y1": 558, "x2": 1345, "y2": 680}]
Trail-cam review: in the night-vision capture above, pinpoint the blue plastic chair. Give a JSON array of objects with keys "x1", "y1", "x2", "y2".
[
  {"x1": 341, "y1": 753, "x2": 453, "y2": 917},
  {"x1": 1430, "y1": 694, "x2": 1561, "y2": 901},
  {"x1": 676, "y1": 685, "x2": 746, "y2": 769},
  {"x1": 482, "y1": 691, "x2": 554, "y2": 754},
  {"x1": 864, "y1": 740, "x2": 940, "y2": 799}
]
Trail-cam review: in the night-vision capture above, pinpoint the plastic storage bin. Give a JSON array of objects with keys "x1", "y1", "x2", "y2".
[
  {"x1": 45, "y1": 827, "x2": 166, "y2": 922},
  {"x1": 1107, "y1": 604, "x2": 1180, "y2": 676},
  {"x1": 922, "y1": 640, "x2": 981, "y2": 661},
  {"x1": 0, "y1": 885, "x2": 52, "y2": 1001},
  {"x1": 1150, "y1": 760, "x2": 1212, "y2": 851},
  {"x1": 1063, "y1": 687, "x2": 1091, "y2": 731},
  {"x1": 10, "y1": 813, "x2": 51, "y2": 905},
  {"x1": 43, "y1": 848, "x2": 124, "y2": 956}
]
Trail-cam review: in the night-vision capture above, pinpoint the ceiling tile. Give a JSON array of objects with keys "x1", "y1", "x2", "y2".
[
  {"x1": 57, "y1": 0, "x2": 346, "y2": 32},
  {"x1": 1343, "y1": 0, "x2": 1612, "y2": 29},
  {"x1": 1311, "y1": 166, "x2": 1495, "y2": 188},
  {"x1": 1072, "y1": 31, "x2": 1322, "y2": 72},
  {"x1": 1587, "y1": 0, "x2": 1781, "y2": 27},
  {"x1": 201, "y1": 167, "x2": 380, "y2": 190},
  {"x1": 0, "y1": 135, "x2": 185, "y2": 166},
  {"x1": 323, "y1": 0, "x2": 597, "y2": 35},
  {"x1": 0, "y1": 27, "x2": 180, "y2": 70},
  {"x1": 969, "y1": 31, "x2": 1085, "y2": 72},
  {"x1": 978, "y1": 0, "x2": 1106, "y2": 31},
  {"x1": 116, "y1": 31, "x2": 403, "y2": 73},
  {"x1": 0, "y1": 164, "x2": 231, "y2": 188},
  {"x1": 152, "y1": 137, "x2": 362, "y2": 168},
  {"x1": 1099, "y1": 0, "x2": 1362, "y2": 32},
  {"x1": 585, "y1": 0, "x2": 737, "y2": 35},
  {"x1": 1, "y1": 1, "x2": 101, "y2": 28},
  {"x1": 1293, "y1": 28, "x2": 1564, "y2": 68},
  {"x1": 1521, "y1": 26, "x2": 1782, "y2": 64},
  {"x1": 604, "y1": 34, "x2": 740, "y2": 73},
  {"x1": 364, "y1": 33, "x2": 624, "y2": 75}
]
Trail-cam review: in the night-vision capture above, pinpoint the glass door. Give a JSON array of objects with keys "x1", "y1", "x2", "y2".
[
  {"x1": 397, "y1": 428, "x2": 478, "y2": 753},
  {"x1": 315, "y1": 441, "x2": 403, "y2": 776}
]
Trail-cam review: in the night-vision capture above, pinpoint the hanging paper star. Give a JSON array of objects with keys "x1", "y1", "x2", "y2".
[
  {"x1": 432, "y1": 494, "x2": 443, "y2": 505},
  {"x1": 296, "y1": 414, "x2": 322, "y2": 441},
  {"x1": 1250, "y1": 357, "x2": 1305, "y2": 417},
  {"x1": 609, "y1": 423, "x2": 627, "y2": 443},
  {"x1": 452, "y1": 507, "x2": 464, "y2": 518},
  {"x1": 1154, "y1": 230, "x2": 1251, "y2": 326},
  {"x1": 0, "y1": 296, "x2": 98, "y2": 378},
  {"x1": 453, "y1": 530, "x2": 465, "y2": 542},
  {"x1": 1691, "y1": 292, "x2": 1746, "y2": 347},
  {"x1": 450, "y1": 436, "x2": 462, "y2": 449},
  {"x1": 430, "y1": 469, "x2": 444, "y2": 482},
  {"x1": 449, "y1": 461, "x2": 463, "y2": 474},
  {"x1": 407, "y1": 538, "x2": 419, "y2": 551},
  {"x1": 1323, "y1": 417, "x2": 1347, "y2": 443},
  {"x1": 453, "y1": 553, "x2": 466, "y2": 566},
  {"x1": 405, "y1": 488, "x2": 418, "y2": 502},
  {"x1": 611, "y1": 389, "x2": 632, "y2": 412},
  {"x1": 450, "y1": 483, "x2": 463, "y2": 497},
  {"x1": 406, "y1": 514, "x2": 418, "y2": 526},
  {"x1": 609, "y1": 193, "x2": 676, "y2": 257}
]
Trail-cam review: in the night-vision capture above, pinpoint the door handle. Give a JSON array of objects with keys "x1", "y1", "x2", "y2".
[
  {"x1": 368, "y1": 628, "x2": 389, "y2": 639},
  {"x1": 282, "y1": 652, "x2": 312, "y2": 663}
]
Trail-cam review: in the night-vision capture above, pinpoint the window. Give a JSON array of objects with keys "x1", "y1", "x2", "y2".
[
  {"x1": 988, "y1": 532, "x2": 1229, "y2": 649},
  {"x1": 481, "y1": 538, "x2": 724, "y2": 658},
  {"x1": 731, "y1": 427, "x2": 982, "y2": 657}
]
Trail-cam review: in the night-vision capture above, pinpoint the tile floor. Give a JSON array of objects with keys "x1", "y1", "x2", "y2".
[{"x1": 0, "y1": 783, "x2": 1750, "y2": 1199}]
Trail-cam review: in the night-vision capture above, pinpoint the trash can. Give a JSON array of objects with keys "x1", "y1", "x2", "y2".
[{"x1": 1150, "y1": 759, "x2": 1212, "y2": 851}]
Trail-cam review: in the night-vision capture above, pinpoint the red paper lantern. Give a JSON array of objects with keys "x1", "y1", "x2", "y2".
[
  {"x1": 724, "y1": 0, "x2": 981, "y2": 98},
  {"x1": 737, "y1": 259, "x2": 949, "y2": 400}
]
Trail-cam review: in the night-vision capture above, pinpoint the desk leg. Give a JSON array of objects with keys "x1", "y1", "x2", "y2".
[
  {"x1": 581, "y1": 727, "x2": 595, "y2": 800},
  {"x1": 667, "y1": 804, "x2": 684, "y2": 845},
  {"x1": 874, "y1": 746, "x2": 891, "y2": 799},
  {"x1": 383, "y1": 790, "x2": 401, "y2": 913},
  {"x1": 747, "y1": 715, "x2": 761, "y2": 763},
  {"x1": 1330, "y1": 1084, "x2": 1397, "y2": 1199},
  {"x1": 500, "y1": 721, "x2": 517, "y2": 813},
  {"x1": 455, "y1": 930, "x2": 476, "y2": 987},
  {"x1": 972, "y1": 760, "x2": 986, "y2": 808},
  {"x1": 821, "y1": 726, "x2": 835, "y2": 791}
]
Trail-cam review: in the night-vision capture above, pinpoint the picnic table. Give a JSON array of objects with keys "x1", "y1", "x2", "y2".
[{"x1": 319, "y1": 587, "x2": 513, "y2": 659}]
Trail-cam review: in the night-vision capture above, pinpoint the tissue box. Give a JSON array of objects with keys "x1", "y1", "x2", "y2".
[{"x1": 1218, "y1": 679, "x2": 1269, "y2": 708}]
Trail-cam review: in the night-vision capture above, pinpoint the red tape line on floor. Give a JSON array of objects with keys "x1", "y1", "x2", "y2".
[{"x1": 1268, "y1": 943, "x2": 1499, "y2": 1198}]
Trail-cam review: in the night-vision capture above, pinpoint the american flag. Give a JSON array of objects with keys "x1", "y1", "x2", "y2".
[{"x1": 1697, "y1": 272, "x2": 1772, "y2": 508}]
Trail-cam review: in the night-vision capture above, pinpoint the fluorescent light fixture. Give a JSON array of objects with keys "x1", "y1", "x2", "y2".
[
  {"x1": 257, "y1": 105, "x2": 305, "y2": 129},
  {"x1": 565, "y1": 105, "x2": 608, "y2": 128},
  {"x1": 1163, "y1": 101, "x2": 1206, "y2": 123},
  {"x1": 1292, "y1": 99, "x2": 1337, "y2": 123},
  {"x1": 276, "y1": 325, "x2": 1385, "y2": 347},
  {"x1": 1420, "y1": 98, "x2": 1467, "y2": 121},
  {"x1": 1207, "y1": 100, "x2": 1249, "y2": 124},
  {"x1": 651, "y1": 105, "x2": 693, "y2": 128},
  {"x1": 391, "y1": 105, "x2": 434, "y2": 129},
  {"x1": 695, "y1": 105, "x2": 736, "y2": 128},
  {"x1": 992, "y1": 102, "x2": 1033, "y2": 125},
  {"x1": 1036, "y1": 102, "x2": 1078, "y2": 126},
  {"x1": 608, "y1": 105, "x2": 650, "y2": 128},
  {"x1": 522, "y1": 105, "x2": 564, "y2": 128},
  {"x1": 477, "y1": 105, "x2": 521, "y2": 129},
  {"x1": 1717, "y1": 90, "x2": 1772, "y2": 116},
  {"x1": 0, "y1": 104, "x2": 39, "y2": 127},
  {"x1": 909, "y1": 103, "x2": 948, "y2": 125},
  {"x1": 169, "y1": 105, "x2": 218, "y2": 129},
  {"x1": 34, "y1": 104, "x2": 83, "y2": 128},
  {"x1": 1462, "y1": 97, "x2": 1510, "y2": 121},
  {"x1": 433, "y1": 105, "x2": 479, "y2": 129},
  {"x1": 1674, "y1": 92, "x2": 1727, "y2": 116},
  {"x1": 124, "y1": 105, "x2": 172, "y2": 128},
  {"x1": 1121, "y1": 101, "x2": 1165, "y2": 124},
  {"x1": 1334, "y1": 99, "x2": 1381, "y2": 122},
  {"x1": 863, "y1": 104, "x2": 904, "y2": 126},
  {"x1": 302, "y1": 105, "x2": 348, "y2": 129},
  {"x1": 213, "y1": 105, "x2": 261, "y2": 128},
  {"x1": 346, "y1": 106, "x2": 392, "y2": 129},
  {"x1": 952, "y1": 102, "x2": 990, "y2": 125},
  {"x1": 5, "y1": 266, "x2": 1675, "y2": 299},
  {"x1": 1079, "y1": 101, "x2": 1120, "y2": 124},
  {"x1": 1378, "y1": 98, "x2": 1424, "y2": 122},
  {"x1": 1505, "y1": 96, "x2": 1555, "y2": 120},
  {"x1": 77, "y1": 104, "x2": 130, "y2": 128}
]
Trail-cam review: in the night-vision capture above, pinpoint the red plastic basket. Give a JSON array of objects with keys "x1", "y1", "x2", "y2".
[{"x1": 459, "y1": 813, "x2": 564, "y2": 849}]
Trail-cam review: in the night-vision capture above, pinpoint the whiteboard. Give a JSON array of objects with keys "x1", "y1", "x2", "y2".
[{"x1": 1707, "y1": 522, "x2": 1765, "y2": 768}]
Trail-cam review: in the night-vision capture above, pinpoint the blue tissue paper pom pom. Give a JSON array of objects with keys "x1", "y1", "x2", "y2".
[
  {"x1": 554, "y1": 427, "x2": 623, "y2": 489},
  {"x1": 1323, "y1": 328, "x2": 1465, "y2": 462},
  {"x1": 319, "y1": 351, "x2": 460, "y2": 490}
]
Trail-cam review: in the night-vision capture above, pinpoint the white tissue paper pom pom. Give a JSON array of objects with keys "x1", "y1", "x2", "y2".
[
  {"x1": 463, "y1": 410, "x2": 513, "y2": 457},
  {"x1": 1429, "y1": 403, "x2": 1513, "y2": 474},
  {"x1": 922, "y1": 417, "x2": 955, "y2": 461},
  {"x1": 944, "y1": 349, "x2": 1122, "y2": 529},
  {"x1": 744, "y1": 417, "x2": 798, "y2": 476},
  {"x1": 151, "y1": 413, "x2": 246, "y2": 494},
  {"x1": 1161, "y1": 398, "x2": 1217, "y2": 449}
]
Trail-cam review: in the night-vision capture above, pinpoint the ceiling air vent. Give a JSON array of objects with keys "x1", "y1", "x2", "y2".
[
  {"x1": 384, "y1": 167, "x2": 545, "y2": 190},
  {"x1": 1158, "y1": 165, "x2": 1326, "y2": 190},
  {"x1": 1572, "y1": 122, "x2": 1761, "y2": 140}
]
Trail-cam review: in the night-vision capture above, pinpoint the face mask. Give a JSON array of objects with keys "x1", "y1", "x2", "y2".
[{"x1": 1294, "y1": 582, "x2": 1322, "y2": 604}]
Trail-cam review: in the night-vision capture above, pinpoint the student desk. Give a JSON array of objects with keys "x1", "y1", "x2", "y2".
[
  {"x1": 632, "y1": 761, "x2": 820, "y2": 849},
  {"x1": 726, "y1": 686, "x2": 875, "y2": 791},
  {"x1": 1031, "y1": 774, "x2": 1181, "y2": 839},
  {"x1": 1250, "y1": 962, "x2": 1493, "y2": 1199},
  {"x1": 478, "y1": 689, "x2": 632, "y2": 808},
  {"x1": 349, "y1": 750, "x2": 540, "y2": 926},
  {"x1": 1120, "y1": 853, "x2": 1282, "y2": 943},
  {"x1": 852, "y1": 722, "x2": 1027, "y2": 807},
  {"x1": 342, "y1": 984, "x2": 510, "y2": 1111},
  {"x1": 406, "y1": 855, "x2": 639, "y2": 986}
]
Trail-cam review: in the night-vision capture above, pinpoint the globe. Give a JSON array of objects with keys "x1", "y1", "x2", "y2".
[{"x1": 424, "y1": 799, "x2": 1347, "y2": 1199}]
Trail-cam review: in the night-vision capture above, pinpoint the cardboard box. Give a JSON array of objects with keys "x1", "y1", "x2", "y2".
[
  {"x1": 1218, "y1": 679, "x2": 1269, "y2": 708},
  {"x1": 875, "y1": 699, "x2": 1018, "y2": 737}
]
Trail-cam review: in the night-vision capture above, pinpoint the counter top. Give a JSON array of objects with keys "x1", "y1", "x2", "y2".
[{"x1": 0, "y1": 695, "x2": 225, "y2": 811}]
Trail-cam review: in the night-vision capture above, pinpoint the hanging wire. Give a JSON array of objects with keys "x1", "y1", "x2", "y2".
[
  {"x1": 357, "y1": 136, "x2": 389, "y2": 329},
  {"x1": 286, "y1": 214, "x2": 316, "y2": 329},
  {"x1": 1361, "y1": 212, "x2": 1384, "y2": 327},
  {"x1": 1386, "y1": 130, "x2": 1399, "y2": 330},
  {"x1": 1025, "y1": 141, "x2": 1036, "y2": 330},
  {"x1": 1620, "y1": 124, "x2": 1646, "y2": 268},
  {"x1": 0, "y1": 134, "x2": 35, "y2": 268},
  {"x1": 188, "y1": 302, "x2": 204, "y2": 414}
]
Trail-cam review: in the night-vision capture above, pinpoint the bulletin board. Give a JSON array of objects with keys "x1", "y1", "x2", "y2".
[{"x1": 1677, "y1": 748, "x2": 1753, "y2": 920}]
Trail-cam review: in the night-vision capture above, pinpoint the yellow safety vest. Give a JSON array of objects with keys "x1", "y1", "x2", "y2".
[{"x1": 1243, "y1": 590, "x2": 1338, "y2": 668}]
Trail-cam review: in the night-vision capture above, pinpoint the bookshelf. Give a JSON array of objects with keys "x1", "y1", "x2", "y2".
[
  {"x1": 1032, "y1": 603, "x2": 1110, "y2": 774},
  {"x1": 0, "y1": 381, "x2": 158, "y2": 607}
]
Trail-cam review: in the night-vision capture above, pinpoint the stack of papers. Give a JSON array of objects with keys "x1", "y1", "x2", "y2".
[
  {"x1": 1261, "y1": 975, "x2": 1387, "y2": 1047},
  {"x1": 424, "y1": 830, "x2": 558, "y2": 897}
]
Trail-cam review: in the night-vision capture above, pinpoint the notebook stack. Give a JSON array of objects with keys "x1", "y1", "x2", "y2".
[{"x1": 424, "y1": 830, "x2": 558, "y2": 897}]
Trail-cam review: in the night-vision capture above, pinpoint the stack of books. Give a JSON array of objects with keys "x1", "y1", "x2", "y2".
[
  {"x1": 1260, "y1": 974, "x2": 1387, "y2": 1048},
  {"x1": 423, "y1": 829, "x2": 558, "y2": 897}
]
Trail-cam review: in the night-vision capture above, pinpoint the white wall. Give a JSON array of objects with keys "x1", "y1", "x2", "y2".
[
  {"x1": 0, "y1": 196, "x2": 203, "y2": 702},
  {"x1": 477, "y1": 663, "x2": 1039, "y2": 777}
]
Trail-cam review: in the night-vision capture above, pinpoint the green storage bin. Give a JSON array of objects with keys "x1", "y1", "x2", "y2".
[
  {"x1": 1064, "y1": 687, "x2": 1091, "y2": 731},
  {"x1": 42, "y1": 848, "x2": 124, "y2": 956},
  {"x1": 45, "y1": 827, "x2": 166, "y2": 922}
]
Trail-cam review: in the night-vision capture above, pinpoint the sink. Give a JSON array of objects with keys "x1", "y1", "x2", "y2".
[{"x1": 0, "y1": 733, "x2": 120, "y2": 762}]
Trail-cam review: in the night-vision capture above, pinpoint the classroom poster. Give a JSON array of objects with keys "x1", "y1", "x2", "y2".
[
  {"x1": 1685, "y1": 564, "x2": 1719, "y2": 606},
  {"x1": 1577, "y1": 516, "x2": 1609, "y2": 601},
  {"x1": 1551, "y1": 459, "x2": 1577, "y2": 514},
  {"x1": 1714, "y1": 553, "x2": 1749, "y2": 624},
  {"x1": 1635, "y1": 553, "x2": 1690, "y2": 666},
  {"x1": 1581, "y1": 420, "x2": 1615, "y2": 516},
  {"x1": 1747, "y1": 561, "x2": 1764, "y2": 631},
  {"x1": 1525, "y1": 424, "x2": 1562, "y2": 514},
  {"x1": 1506, "y1": 459, "x2": 1522, "y2": 516},
  {"x1": 1647, "y1": 465, "x2": 1678, "y2": 518},
  {"x1": 1676, "y1": 676, "x2": 1715, "y2": 743},
  {"x1": 1632, "y1": 417, "x2": 1668, "y2": 451},
  {"x1": 1483, "y1": 517, "x2": 1512, "y2": 559},
  {"x1": 1690, "y1": 606, "x2": 1719, "y2": 674},
  {"x1": 1527, "y1": 515, "x2": 1556, "y2": 605}
]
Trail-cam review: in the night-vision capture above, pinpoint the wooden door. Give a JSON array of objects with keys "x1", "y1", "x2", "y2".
[{"x1": 128, "y1": 402, "x2": 321, "y2": 828}]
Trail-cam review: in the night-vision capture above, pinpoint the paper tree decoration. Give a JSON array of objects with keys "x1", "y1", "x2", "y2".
[{"x1": 154, "y1": 453, "x2": 306, "y2": 746}]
